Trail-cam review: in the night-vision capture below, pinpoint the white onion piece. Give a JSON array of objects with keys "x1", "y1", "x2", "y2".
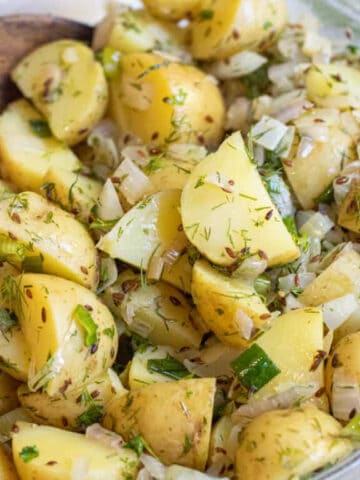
[
  {"x1": 162, "y1": 232, "x2": 188, "y2": 267},
  {"x1": 165, "y1": 465, "x2": 229, "y2": 480},
  {"x1": 235, "y1": 256, "x2": 268, "y2": 279},
  {"x1": 97, "y1": 179, "x2": 124, "y2": 221},
  {"x1": 295, "y1": 108, "x2": 340, "y2": 128},
  {"x1": 71, "y1": 457, "x2": 90, "y2": 480},
  {"x1": 334, "y1": 161, "x2": 360, "y2": 205},
  {"x1": 278, "y1": 272, "x2": 316, "y2": 294},
  {"x1": 141, "y1": 454, "x2": 166, "y2": 480},
  {"x1": 266, "y1": 174, "x2": 295, "y2": 218},
  {"x1": 270, "y1": 89, "x2": 306, "y2": 114},
  {"x1": 137, "y1": 468, "x2": 153, "y2": 480},
  {"x1": 302, "y1": 31, "x2": 332, "y2": 63},
  {"x1": 278, "y1": 37, "x2": 302, "y2": 60},
  {"x1": 252, "y1": 95, "x2": 272, "y2": 121},
  {"x1": 340, "y1": 112, "x2": 360, "y2": 141},
  {"x1": 182, "y1": 344, "x2": 240, "y2": 378},
  {"x1": 147, "y1": 253, "x2": 165, "y2": 281},
  {"x1": 208, "y1": 51, "x2": 267, "y2": 80},
  {"x1": 226, "y1": 97, "x2": 251, "y2": 132},
  {"x1": 252, "y1": 115, "x2": 288, "y2": 151},
  {"x1": 167, "y1": 143, "x2": 207, "y2": 162},
  {"x1": 332, "y1": 369, "x2": 360, "y2": 421},
  {"x1": 254, "y1": 144, "x2": 265, "y2": 166},
  {"x1": 284, "y1": 293, "x2": 303, "y2": 312},
  {"x1": 98, "y1": 257, "x2": 118, "y2": 293},
  {"x1": 122, "y1": 146, "x2": 150, "y2": 168},
  {"x1": 321, "y1": 294, "x2": 359, "y2": 330},
  {"x1": 206, "y1": 454, "x2": 231, "y2": 478},
  {"x1": 299, "y1": 211, "x2": 334, "y2": 239},
  {"x1": 297, "y1": 136, "x2": 314, "y2": 158},
  {"x1": 86, "y1": 424, "x2": 125, "y2": 449},
  {"x1": 275, "y1": 100, "x2": 313, "y2": 124},
  {"x1": 276, "y1": 126, "x2": 296, "y2": 159},
  {"x1": 268, "y1": 62, "x2": 297, "y2": 93},
  {"x1": 234, "y1": 309, "x2": 254, "y2": 341},
  {"x1": 297, "y1": 123, "x2": 329, "y2": 143},
  {"x1": 225, "y1": 425, "x2": 243, "y2": 462},
  {"x1": 114, "y1": 158, "x2": 152, "y2": 205}
]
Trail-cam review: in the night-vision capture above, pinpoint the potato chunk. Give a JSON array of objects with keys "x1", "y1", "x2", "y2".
[
  {"x1": 12, "y1": 40, "x2": 108, "y2": 145},
  {"x1": 181, "y1": 132, "x2": 299, "y2": 267},
  {"x1": 103, "y1": 378, "x2": 215, "y2": 469},
  {"x1": 109, "y1": 52, "x2": 225, "y2": 146},
  {"x1": 0, "y1": 100, "x2": 81, "y2": 192},
  {"x1": 143, "y1": 0, "x2": 200, "y2": 21},
  {"x1": 0, "y1": 372, "x2": 20, "y2": 416},
  {"x1": 338, "y1": 180, "x2": 360, "y2": 233},
  {"x1": 12, "y1": 422, "x2": 139, "y2": 480},
  {"x1": 0, "y1": 444, "x2": 18, "y2": 480}
]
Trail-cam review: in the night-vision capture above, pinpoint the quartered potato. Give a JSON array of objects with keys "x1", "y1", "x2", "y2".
[
  {"x1": 103, "y1": 378, "x2": 216, "y2": 469},
  {"x1": 143, "y1": 0, "x2": 200, "y2": 21},
  {"x1": 16, "y1": 273, "x2": 118, "y2": 396},
  {"x1": 147, "y1": 158, "x2": 195, "y2": 194},
  {"x1": 0, "y1": 192, "x2": 98, "y2": 289},
  {"x1": 0, "y1": 444, "x2": 18, "y2": 480},
  {"x1": 12, "y1": 422, "x2": 139, "y2": 480},
  {"x1": 191, "y1": 0, "x2": 288, "y2": 59},
  {"x1": 18, "y1": 369, "x2": 125, "y2": 431},
  {"x1": 109, "y1": 52, "x2": 225, "y2": 146},
  {"x1": 338, "y1": 180, "x2": 360, "y2": 233},
  {"x1": 235, "y1": 407, "x2": 353, "y2": 480},
  {"x1": 192, "y1": 259, "x2": 270, "y2": 346},
  {"x1": 181, "y1": 132, "x2": 299, "y2": 267},
  {"x1": 0, "y1": 100, "x2": 81, "y2": 192},
  {"x1": 0, "y1": 326, "x2": 30, "y2": 382},
  {"x1": 12, "y1": 40, "x2": 108, "y2": 146}
]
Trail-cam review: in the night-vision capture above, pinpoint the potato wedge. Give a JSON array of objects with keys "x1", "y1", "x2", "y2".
[
  {"x1": 235, "y1": 407, "x2": 352, "y2": 480},
  {"x1": 338, "y1": 180, "x2": 360, "y2": 233},
  {"x1": 191, "y1": 0, "x2": 288, "y2": 60},
  {"x1": 0, "y1": 325, "x2": 30, "y2": 382},
  {"x1": 12, "y1": 40, "x2": 108, "y2": 146},
  {"x1": 98, "y1": 189, "x2": 192, "y2": 292},
  {"x1": 147, "y1": 158, "x2": 195, "y2": 194},
  {"x1": 0, "y1": 192, "x2": 98, "y2": 289},
  {"x1": 42, "y1": 167, "x2": 102, "y2": 223},
  {"x1": 12, "y1": 422, "x2": 139, "y2": 480},
  {"x1": 0, "y1": 444, "x2": 18, "y2": 480},
  {"x1": 0, "y1": 100, "x2": 81, "y2": 192},
  {"x1": 192, "y1": 259, "x2": 269, "y2": 347},
  {"x1": 103, "y1": 378, "x2": 215, "y2": 469},
  {"x1": 0, "y1": 372, "x2": 20, "y2": 416},
  {"x1": 16, "y1": 273, "x2": 118, "y2": 396},
  {"x1": 109, "y1": 52, "x2": 225, "y2": 146},
  {"x1": 18, "y1": 369, "x2": 125, "y2": 431},
  {"x1": 143, "y1": 0, "x2": 200, "y2": 21},
  {"x1": 181, "y1": 132, "x2": 299, "y2": 267}
]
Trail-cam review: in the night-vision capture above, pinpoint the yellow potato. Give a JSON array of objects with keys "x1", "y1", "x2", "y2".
[
  {"x1": 110, "y1": 52, "x2": 225, "y2": 146},
  {"x1": 0, "y1": 326, "x2": 30, "y2": 382},
  {"x1": 0, "y1": 372, "x2": 20, "y2": 416},
  {"x1": 147, "y1": 158, "x2": 195, "y2": 194},
  {"x1": 0, "y1": 444, "x2": 18, "y2": 480},
  {"x1": 12, "y1": 40, "x2": 108, "y2": 146},
  {"x1": 17, "y1": 273, "x2": 118, "y2": 396},
  {"x1": 0, "y1": 100, "x2": 81, "y2": 192},
  {"x1": 191, "y1": 0, "x2": 288, "y2": 59},
  {"x1": 18, "y1": 369, "x2": 125, "y2": 431},
  {"x1": 192, "y1": 259, "x2": 269, "y2": 347},
  {"x1": 42, "y1": 167, "x2": 102, "y2": 223},
  {"x1": 12, "y1": 422, "x2": 139, "y2": 480},
  {"x1": 103, "y1": 378, "x2": 215, "y2": 469},
  {"x1": 181, "y1": 132, "x2": 299, "y2": 267},
  {"x1": 143, "y1": 0, "x2": 200, "y2": 20},
  {"x1": 235, "y1": 407, "x2": 353, "y2": 480},
  {"x1": 282, "y1": 109, "x2": 354, "y2": 209},
  {"x1": 338, "y1": 180, "x2": 360, "y2": 233},
  {"x1": 299, "y1": 247, "x2": 360, "y2": 306},
  {"x1": 0, "y1": 262, "x2": 19, "y2": 309},
  {"x1": 306, "y1": 64, "x2": 360, "y2": 109},
  {"x1": 98, "y1": 189, "x2": 193, "y2": 293},
  {"x1": 0, "y1": 192, "x2": 98, "y2": 289}
]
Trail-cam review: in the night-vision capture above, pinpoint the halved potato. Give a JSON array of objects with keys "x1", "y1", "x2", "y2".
[
  {"x1": 191, "y1": 0, "x2": 288, "y2": 59},
  {"x1": 0, "y1": 444, "x2": 18, "y2": 480},
  {"x1": 16, "y1": 273, "x2": 118, "y2": 396},
  {"x1": 181, "y1": 132, "x2": 299, "y2": 267},
  {"x1": 12, "y1": 422, "x2": 139, "y2": 480},
  {"x1": 0, "y1": 372, "x2": 20, "y2": 416},
  {"x1": 103, "y1": 378, "x2": 215, "y2": 469},
  {"x1": 0, "y1": 100, "x2": 81, "y2": 192},
  {"x1": 110, "y1": 52, "x2": 225, "y2": 146},
  {"x1": 192, "y1": 259, "x2": 269, "y2": 346},
  {"x1": 0, "y1": 192, "x2": 98, "y2": 289},
  {"x1": 0, "y1": 326, "x2": 30, "y2": 382},
  {"x1": 12, "y1": 40, "x2": 108, "y2": 145}
]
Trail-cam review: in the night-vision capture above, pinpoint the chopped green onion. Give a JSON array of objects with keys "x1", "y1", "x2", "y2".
[
  {"x1": 231, "y1": 344, "x2": 280, "y2": 392},
  {"x1": 125, "y1": 434, "x2": 146, "y2": 457},
  {"x1": 147, "y1": 354, "x2": 193, "y2": 380},
  {"x1": 72, "y1": 305, "x2": 98, "y2": 347},
  {"x1": 29, "y1": 119, "x2": 51, "y2": 138},
  {"x1": 315, "y1": 183, "x2": 334, "y2": 205},
  {"x1": 283, "y1": 215, "x2": 298, "y2": 239},
  {"x1": 254, "y1": 276, "x2": 271, "y2": 298},
  {"x1": 19, "y1": 445, "x2": 39, "y2": 463},
  {"x1": 96, "y1": 47, "x2": 121, "y2": 79},
  {"x1": 22, "y1": 255, "x2": 43, "y2": 273},
  {"x1": 340, "y1": 413, "x2": 360, "y2": 441},
  {"x1": 76, "y1": 404, "x2": 103, "y2": 429},
  {"x1": 199, "y1": 9, "x2": 214, "y2": 20}
]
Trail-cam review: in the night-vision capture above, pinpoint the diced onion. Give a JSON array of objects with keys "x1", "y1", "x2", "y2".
[
  {"x1": 86, "y1": 424, "x2": 125, "y2": 449},
  {"x1": 182, "y1": 344, "x2": 240, "y2": 378},
  {"x1": 235, "y1": 256, "x2": 268, "y2": 279},
  {"x1": 234, "y1": 309, "x2": 254, "y2": 341},
  {"x1": 97, "y1": 257, "x2": 118, "y2": 293},
  {"x1": 302, "y1": 30, "x2": 332, "y2": 63},
  {"x1": 113, "y1": 158, "x2": 152, "y2": 206},
  {"x1": 122, "y1": 146, "x2": 150, "y2": 168},
  {"x1": 332, "y1": 369, "x2": 360, "y2": 421},
  {"x1": 147, "y1": 252, "x2": 165, "y2": 281},
  {"x1": 268, "y1": 62, "x2": 297, "y2": 93},
  {"x1": 299, "y1": 211, "x2": 334, "y2": 239},
  {"x1": 226, "y1": 97, "x2": 251, "y2": 132},
  {"x1": 278, "y1": 272, "x2": 316, "y2": 294},
  {"x1": 97, "y1": 179, "x2": 124, "y2": 221},
  {"x1": 88, "y1": 120, "x2": 120, "y2": 180},
  {"x1": 321, "y1": 294, "x2": 359, "y2": 330},
  {"x1": 275, "y1": 100, "x2": 313, "y2": 124},
  {"x1": 276, "y1": 126, "x2": 296, "y2": 158},
  {"x1": 140, "y1": 454, "x2": 166, "y2": 480},
  {"x1": 252, "y1": 115, "x2": 288, "y2": 151},
  {"x1": 284, "y1": 293, "x2": 303, "y2": 312},
  {"x1": 137, "y1": 468, "x2": 152, "y2": 480},
  {"x1": 225, "y1": 425, "x2": 243, "y2": 462},
  {"x1": 297, "y1": 136, "x2": 314, "y2": 158},
  {"x1": 252, "y1": 95, "x2": 272, "y2": 121},
  {"x1": 340, "y1": 112, "x2": 360, "y2": 141},
  {"x1": 167, "y1": 144, "x2": 207, "y2": 162},
  {"x1": 334, "y1": 161, "x2": 360, "y2": 205},
  {"x1": 162, "y1": 232, "x2": 188, "y2": 267},
  {"x1": 208, "y1": 51, "x2": 267, "y2": 80}
]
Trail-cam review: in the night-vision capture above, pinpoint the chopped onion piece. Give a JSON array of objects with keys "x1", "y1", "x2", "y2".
[
  {"x1": 302, "y1": 31, "x2": 332, "y2": 63},
  {"x1": 226, "y1": 97, "x2": 251, "y2": 132},
  {"x1": 332, "y1": 369, "x2": 360, "y2": 421},
  {"x1": 252, "y1": 115, "x2": 288, "y2": 151},
  {"x1": 98, "y1": 257, "x2": 118, "y2": 293},
  {"x1": 122, "y1": 146, "x2": 150, "y2": 168},
  {"x1": 113, "y1": 158, "x2": 152, "y2": 205},
  {"x1": 270, "y1": 90, "x2": 306, "y2": 114},
  {"x1": 167, "y1": 143, "x2": 207, "y2": 162},
  {"x1": 321, "y1": 294, "x2": 358, "y2": 330},
  {"x1": 140, "y1": 454, "x2": 166, "y2": 480},
  {"x1": 86, "y1": 424, "x2": 125, "y2": 449},
  {"x1": 208, "y1": 51, "x2": 267, "y2": 80},
  {"x1": 252, "y1": 95, "x2": 272, "y2": 121},
  {"x1": 162, "y1": 232, "x2": 188, "y2": 267},
  {"x1": 254, "y1": 144, "x2": 265, "y2": 166},
  {"x1": 88, "y1": 120, "x2": 120, "y2": 179},
  {"x1": 299, "y1": 211, "x2": 334, "y2": 239},
  {"x1": 284, "y1": 293, "x2": 303, "y2": 312},
  {"x1": 205, "y1": 172, "x2": 236, "y2": 193},
  {"x1": 297, "y1": 136, "x2": 314, "y2": 158},
  {"x1": 340, "y1": 112, "x2": 360, "y2": 141},
  {"x1": 275, "y1": 100, "x2": 313, "y2": 124},
  {"x1": 137, "y1": 469, "x2": 152, "y2": 480},
  {"x1": 235, "y1": 256, "x2": 268, "y2": 279},
  {"x1": 225, "y1": 424, "x2": 242, "y2": 462},
  {"x1": 147, "y1": 252, "x2": 165, "y2": 281},
  {"x1": 182, "y1": 344, "x2": 240, "y2": 378},
  {"x1": 234, "y1": 309, "x2": 254, "y2": 341},
  {"x1": 97, "y1": 179, "x2": 124, "y2": 221},
  {"x1": 278, "y1": 272, "x2": 316, "y2": 294},
  {"x1": 276, "y1": 126, "x2": 295, "y2": 158},
  {"x1": 268, "y1": 62, "x2": 297, "y2": 93}
]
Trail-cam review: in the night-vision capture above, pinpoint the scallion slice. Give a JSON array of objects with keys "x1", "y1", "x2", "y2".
[
  {"x1": 72, "y1": 305, "x2": 98, "y2": 347},
  {"x1": 147, "y1": 354, "x2": 193, "y2": 380}
]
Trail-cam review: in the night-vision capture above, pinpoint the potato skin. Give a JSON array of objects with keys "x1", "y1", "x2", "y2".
[
  {"x1": 143, "y1": 0, "x2": 200, "y2": 21},
  {"x1": 0, "y1": 444, "x2": 18, "y2": 480},
  {"x1": 110, "y1": 52, "x2": 225, "y2": 146},
  {"x1": 0, "y1": 372, "x2": 20, "y2": 416},
  {"x1": 191, "y1": 0, "x2": 288, "y2": 60},
  {"x1": 103, "y1": 378, "x2": 216, "y2": 469},
  {"x1": 235, "y1": 407, "x2": 353, "y2": 480}
]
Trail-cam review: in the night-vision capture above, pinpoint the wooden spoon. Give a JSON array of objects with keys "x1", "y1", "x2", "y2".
[{"x1": 0, "y1": 15, "x2": 93, "y2": 110}]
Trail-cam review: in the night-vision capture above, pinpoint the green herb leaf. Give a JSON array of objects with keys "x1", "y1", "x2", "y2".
[
  {"x1": 22, "y1": 255, "x2": 44, "y2": 273},
  {"x1": 183, "y1": 434, "x2": 193, "y2": 454},
  {"x1": 19, "y1": 445, "x2": 39, "y2": 463},
  {"x1": 241, "y1": 64, "x2": 269, "y2": 99},
  {"x1": 283, "y1": 215, "x2": 298, "y2": 239},
  {"x1": 0, "y1": 308, "x2": 17, "y2": 334},
  {"x1": 199, "y1": 9, "x2": 214, "y2": 20},
  {"x1": 125, "y1": 434, "x2": 146, "y2": 457},
  {"x1": 315, "y1": 183, "x2": 334, "y2": 205},
  {"x1": 29, "y1": 119, "x2": 51, "y2": 138},
  {"x1": 340, "y1": 413, "x2": 360, "y2": 442},
  {"x1": 231, "y1": 344, "x2": 280, "y2": 393},
  {"x1": 76, "y1": 404, "x2": 103, "y2": 429},
  {"x1": 147, "y1": 354, "x2": 193, "y2": 380},
  {"x1": 72, "y1": 305, "x2": 98, "y2": 347}
]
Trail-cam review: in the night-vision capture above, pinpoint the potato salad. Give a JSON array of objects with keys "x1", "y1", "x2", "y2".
[{"x1": 1, "y1": 1, "x2": 360, "y2": 479}]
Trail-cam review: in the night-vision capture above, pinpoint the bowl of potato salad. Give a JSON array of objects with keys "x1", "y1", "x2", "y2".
[{"x1": 0, "y1": 0, "x2": 360, "y2": 479}]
